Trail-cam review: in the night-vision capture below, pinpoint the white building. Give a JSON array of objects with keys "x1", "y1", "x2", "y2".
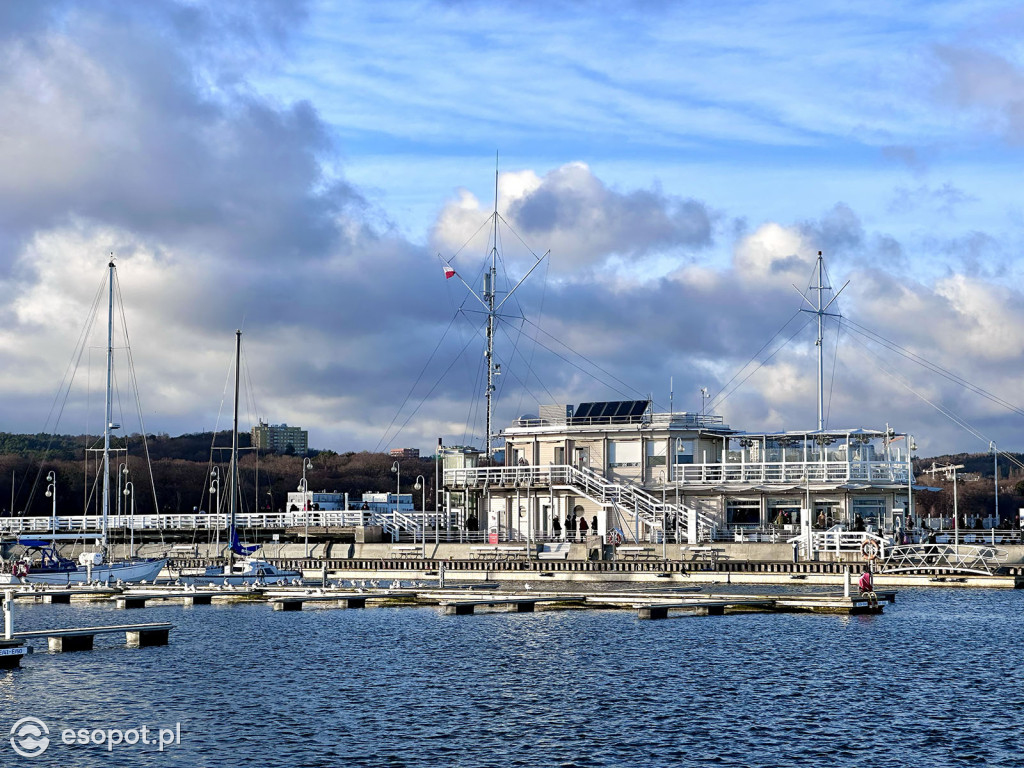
[{"x1": 443, "y1": 399, "x2": 915, "y2": 543}]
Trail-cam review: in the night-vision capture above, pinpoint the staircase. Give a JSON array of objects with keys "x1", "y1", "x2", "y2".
[{"x1": 555, "y1": 465, "x2": 717, "y2": 544}]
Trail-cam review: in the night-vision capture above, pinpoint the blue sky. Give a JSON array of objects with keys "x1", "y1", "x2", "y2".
[{"x1": 1, "y1": 0, "x2": 1023, "y2": 456}]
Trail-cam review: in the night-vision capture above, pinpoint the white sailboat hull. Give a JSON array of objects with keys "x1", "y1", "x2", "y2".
[{"x1": 13, "y1": 558, "x2": 167, "y2": 585}]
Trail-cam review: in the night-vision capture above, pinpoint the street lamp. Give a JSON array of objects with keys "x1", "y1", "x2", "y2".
[
  {"x1": 300, "y1": 457, "x2": 313, "y2": 558},
  {"x1": 209, "y1": 467, "x2": 220, "y2": 517},
  {"x1": 414, "y1": 475, "x2": 426, "y2": 555},
  {"x1": 659, "y1": 470, "x2": 666, "y2": 559},
  {"x1": 391, "y1": 461, "x2": 401, "y2": 542},
  {"x1": 117, "y1": 462, "x2": 128, "y2": 519},
  {"x1": 123, "y1": 481, "x2": 134, "y2": 555},
  {"x1": 45, "y1": 471, "x2": 56, "y2": 532}
]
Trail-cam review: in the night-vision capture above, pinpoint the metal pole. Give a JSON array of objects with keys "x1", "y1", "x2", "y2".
[
  {"x1": 992, "y1": 442, "x2": 999, "y2": 527},
  {"x1": 102, "y1": 259, "x2": 115, "y2": 557},
  {"x1": 3, "y1": 590, "x2": 12, "y2": 640},
  {"x1": 953, "y1": 467, "x2": 959, "y2": 557}
]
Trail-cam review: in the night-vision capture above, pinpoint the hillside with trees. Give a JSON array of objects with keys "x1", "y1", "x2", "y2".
[{"x1": 0, "y1": 432, "x2": 437, "y2": 517}]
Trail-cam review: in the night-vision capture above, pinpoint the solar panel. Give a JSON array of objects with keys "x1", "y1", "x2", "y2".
[{"x1": 572, "y1": 400, "x2": 649, "y2": 424}]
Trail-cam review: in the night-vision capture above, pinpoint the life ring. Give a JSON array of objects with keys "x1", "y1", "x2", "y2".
[
  {"x1": 609, "y1": 530, "x2": 623, "y2": 546},
  {"x1": 13, "y1": 562, "x2": 29, "y2": 579},
  {"x1": 860, "y1": 540, "x2": 879, "y2": 561}
]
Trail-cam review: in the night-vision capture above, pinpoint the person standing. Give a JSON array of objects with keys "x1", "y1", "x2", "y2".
[
  {"x1": 552, "y1": 514, "x2": 562, "y2": 541},
  {"x1": 579, "y1": 516, "x2": 589, "y2": 537}
]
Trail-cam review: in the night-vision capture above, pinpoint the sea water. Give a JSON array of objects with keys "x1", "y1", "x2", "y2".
[{"x1": 1, "y1": 587, "x2": 1021, "y2": 767}]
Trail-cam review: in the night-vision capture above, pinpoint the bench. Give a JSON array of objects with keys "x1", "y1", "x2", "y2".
[
  {"x1": 538, "y1": 544, "x2": 571, "y2": 560},
  {"x1": 469, "y1": 546, "x2": 499, "y2": 559},
  {"x1": 685, "y1": 546, "x2": 727, "y2": 566},
  {"x1": 391, "y1": 545, "x2": 421, "y2": 559},
  {"x1": 496, "y1": 546, "x2": 527, "y2": 560},
  {"x1": 616, "y1": 546, "x2": 657, "y2": 561}
]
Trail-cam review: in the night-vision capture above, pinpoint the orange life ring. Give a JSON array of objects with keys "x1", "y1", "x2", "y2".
[{"x1": 860, "y1": 540, "x2": 879, "y2": 561}]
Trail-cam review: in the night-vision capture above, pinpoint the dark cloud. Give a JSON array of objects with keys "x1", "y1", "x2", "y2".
[{"x1": 504, "y1": 163, "x2": 714, "y2": 268}]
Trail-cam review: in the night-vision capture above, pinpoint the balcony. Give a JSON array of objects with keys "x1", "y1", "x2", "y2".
[{"x1": 673, "y1": 460, "x2": 909, "y2": 486}]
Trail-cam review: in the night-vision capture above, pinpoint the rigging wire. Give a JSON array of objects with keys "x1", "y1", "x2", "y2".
[
  {"x1": 372, "y1": 311, "x2": 461, "y2": 452},
  {"x1": 707, "y1": 312, "x2": 812, "y2": 412},
  {"x1": 825, "y1": 316, "x2": 842, "y2": 428},
  {"x1": 842, "y1": 317, "x2": 1024, "y2": 419}
]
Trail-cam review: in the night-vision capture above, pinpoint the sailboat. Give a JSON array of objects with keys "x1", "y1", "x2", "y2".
[
  {"x1": 176, "y1": 331, "x2": 300, "y2": 586},
  {"x1": 1, "y1": 260, "x2": 167, "y2": 585}
]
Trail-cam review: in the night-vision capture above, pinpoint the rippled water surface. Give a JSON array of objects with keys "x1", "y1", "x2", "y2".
[{"x1": 1, "y1": 587, "x2": 1022, "y2": 767}]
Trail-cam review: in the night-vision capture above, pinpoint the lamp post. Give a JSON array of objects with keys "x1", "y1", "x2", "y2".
[
  {"x1": 391, "y1": 461, "x2": 401, "y2": 543},
  {"x1": 300, "y1": 457, "x2": 313, "y2": 558},
  {"x1": 45, "y1": 471, "x2": 56, "y2": 532},
  {"x1": 659, "y1": 470, "x2": 666, "y2": 559},
  {"x1": 123, "y1": 481, "x2": 134, "y2": 555},
  {"x1": 415, "y1": 475, "x2": 426, "y2": 556},
  {"x1": 907, "y1": 435, "x2": 917, "y2": 535},
  {"x1": 991, "y1": 441, "x2": 999, "y2": 527},
  {"x1": 117, "y1": 462, "x2": 128, "y2": 519}
]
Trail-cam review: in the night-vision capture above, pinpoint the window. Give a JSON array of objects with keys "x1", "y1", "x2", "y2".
[
  {"x1": 726, "y1": 499, "x2": 761, "y2": 527},
  {"x1": 554, "y1": 446, "x2": 565, "y2": 465},
  {"x1": 646, "y1": 440, "x2": 666, "y2": 467},
  {"x1": 608, "y1": 441, "x2": 641, "y2": 468}
]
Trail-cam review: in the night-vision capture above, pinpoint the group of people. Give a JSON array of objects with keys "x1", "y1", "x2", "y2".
[{"x1": 551, "y1": 513, "x2": 599, "y2": 541}]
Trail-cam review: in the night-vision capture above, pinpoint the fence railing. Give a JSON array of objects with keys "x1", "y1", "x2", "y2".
[{"x1": 673, "y1": 460, "x2": 908, "y2": 485}]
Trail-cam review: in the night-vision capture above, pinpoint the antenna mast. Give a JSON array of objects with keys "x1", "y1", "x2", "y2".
[
  {"x1": 795, "y1": 251, "x2": 848, "y2": 431},
  {"x1": 439, "y1": 155, "x2": 550, "y2": 459},
  {"x1": 485, "y1": 154, "x2": 499, "y2": 458}
]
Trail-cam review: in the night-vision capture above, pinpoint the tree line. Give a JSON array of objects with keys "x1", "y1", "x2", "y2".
[{"x1": 0, "y1": 432, "x2": 438, "y2": 517}]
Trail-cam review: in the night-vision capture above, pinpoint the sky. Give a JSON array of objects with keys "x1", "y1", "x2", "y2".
[{"x1": 1, "y1": 0, "x2": 1024, "y2": 457}]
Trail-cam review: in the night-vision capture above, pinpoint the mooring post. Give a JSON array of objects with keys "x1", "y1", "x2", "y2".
[
  {"x1": 439, "y1": 561, "x2": 446, "y2": 589},
  {"x1": 3, "y1": 590, "x2": 13, "y2": 639},
  {"x1": 844, "y1": 565, "x2": 851, "y2": 598}
]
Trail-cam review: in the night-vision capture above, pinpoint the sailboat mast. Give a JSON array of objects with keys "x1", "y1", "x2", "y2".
[
  {"x1": 228, "y1": 329, "x2": 241, "y2": 567},
  {"x1": 485, "y1": 159, "x2": 498, "y2": 458},
  {"x1": 815, "y1": 253, "x2": 826, "y2": 432},
  {"x1": 102, "y1": 259, "x2": 115, "y2": 553}
]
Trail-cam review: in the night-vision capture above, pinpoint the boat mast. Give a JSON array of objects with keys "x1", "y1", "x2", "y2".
[
  {"x1": 102, "y1": 259, "x2": 115, "y2": 555},
  {"x1": 796, "y1": 252, "x2": 847, "y2": 432},
  {"x1": 440, "y1": 157, "x2": 549, "y2": 460},
  {"x1": 228, "y1": 329, "x2": 241, "y2": 568},
  {"x1": 485, "y1": 160, "x2": 498, "y2": 458}
]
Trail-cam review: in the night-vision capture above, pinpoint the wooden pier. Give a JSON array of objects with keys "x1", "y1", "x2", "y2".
[{"x1": 14, "y1": 622, "x2": 174, "y2": 652}]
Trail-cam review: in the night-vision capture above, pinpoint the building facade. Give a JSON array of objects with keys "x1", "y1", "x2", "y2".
[
  {"x1": 389, "y1": 448, "x2": 420, "y2": 459},
  {"x1": 251, "y1": 421, "x2": 309, "y2": 455},
  {"x1": 442, "y1": 399, "x2": 916, "y2": 543}
]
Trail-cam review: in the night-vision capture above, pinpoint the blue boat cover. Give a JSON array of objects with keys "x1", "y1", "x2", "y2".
[{"x1": 230, "y1": 527, "x2": 259, "y2": 556}]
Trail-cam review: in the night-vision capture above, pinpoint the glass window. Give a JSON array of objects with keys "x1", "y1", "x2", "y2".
[
  {"x1": 608, "y1": 441, "x2": 641, "y2": 467},
  {"x1": 726, "y1": 499, "x2": 760, "y2": 527},
  {"x1": 646, "y1": 440, "x2": 666, "y2": 467}
]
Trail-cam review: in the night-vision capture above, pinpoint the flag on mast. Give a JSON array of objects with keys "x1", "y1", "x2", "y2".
[{"x1": 443, "y1": 263, "x2": 456, "y2": 280}]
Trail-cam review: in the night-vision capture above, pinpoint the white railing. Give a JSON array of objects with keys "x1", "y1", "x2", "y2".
[
  {"x1": 881, "y1": 543, "x2": 1008, "y2": 575},
  {"x1": 0, "y1": 511, "x2": 446, "y2": 535},
  {"x1": 674, "y1": 460, "x2": 908, "y2": 485},
  {"x1": 444, "y1": 464, "x2": 716, "y2": 543},
  {"x1": 810, "y1": 525, "x2": 888, "y2": 557}
]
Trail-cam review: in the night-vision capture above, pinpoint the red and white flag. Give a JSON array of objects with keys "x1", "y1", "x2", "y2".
[{"x1": 443, "y1": 263, "x2": 456, "y2": 280}]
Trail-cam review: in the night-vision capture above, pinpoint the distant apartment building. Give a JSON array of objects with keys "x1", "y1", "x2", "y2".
[
  {"x1": 389, "y1": 448, "x2": 420, "y2": 459},
  {"x1": 251, "y1": 421, "x2": 308, "y2": 455}
]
